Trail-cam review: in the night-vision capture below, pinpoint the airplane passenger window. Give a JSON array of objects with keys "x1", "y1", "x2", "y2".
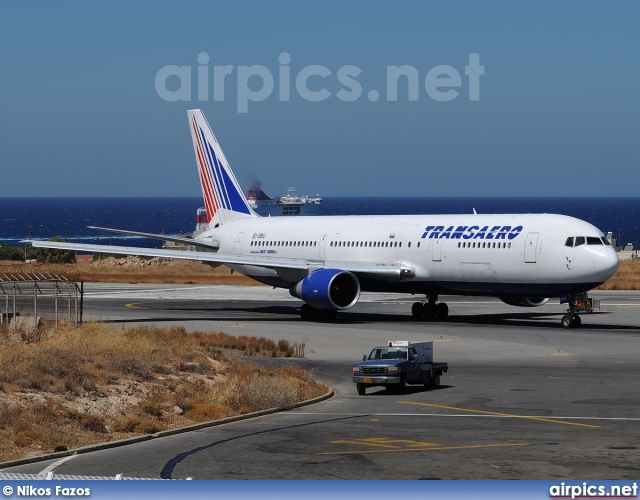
[
  {"x1": 575, "y1": 236, "x2": 585, "y2": 246},
  {"x1": 587, "y1": 237, "x2": 602, "y2": 245}
]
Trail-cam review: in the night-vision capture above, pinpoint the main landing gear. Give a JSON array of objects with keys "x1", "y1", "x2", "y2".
[
  {"x1": 412, "y1": 295, "x2": 449, "y2": 320},
  {"x1": 300, "y1": 303, "x2": 338, "y2": 322}
]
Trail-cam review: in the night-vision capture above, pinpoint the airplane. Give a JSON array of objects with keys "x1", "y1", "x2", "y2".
[{"x1": 25, "y1": 109, "x2": 620, "y2": 329}]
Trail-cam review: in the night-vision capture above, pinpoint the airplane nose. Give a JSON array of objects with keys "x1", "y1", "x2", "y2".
[{"x1": 594, "y1": 249, "x2": 620, "y2": 281}]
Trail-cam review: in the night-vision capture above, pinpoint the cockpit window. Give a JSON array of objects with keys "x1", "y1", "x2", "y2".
[
  {"x1": 601, "y1": 236, "x2": 611, "y2": 246},
  {"x1": 566, "y1": 236, "x2": 606, "y2": 247}
]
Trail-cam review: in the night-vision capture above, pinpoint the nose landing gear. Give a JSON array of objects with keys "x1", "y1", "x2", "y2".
[{"x1": 560, "y1": 293, "x2": 592, "y2": 329}]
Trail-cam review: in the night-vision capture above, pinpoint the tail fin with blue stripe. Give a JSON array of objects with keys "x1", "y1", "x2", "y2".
[{"x1": 188, "y1": 109, "x2": 257, "y2": 227}]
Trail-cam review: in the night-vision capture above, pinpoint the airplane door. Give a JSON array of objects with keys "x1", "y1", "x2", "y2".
[
  {"x1": 320, "y1": 235, "x2": 327, "y2": 259},
  {"x1": 432, "y1": 239, "x2": 442, "y2": 262},
  {"x1": 235, "y1": 232, "x2": 244, "y2": 255},
  {"x1": 525, "y1": 232, "x2": 539, "y2": 263}
]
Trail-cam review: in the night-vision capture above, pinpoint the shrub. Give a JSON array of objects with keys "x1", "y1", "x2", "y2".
[
  {"x1": 13, "y1": 431, "x2": 37, "y2": 447},
  {"x1": 135, "y1": 420, "x2": 165, "y2": 434},
  {"x1": 186, "y1": 403, "x2": 233, "y2": 422},
  {"x1": 235, "y1": 376, "x2": 297, "y2": 411},
  {"x1": 0, "y1": 243, "x2": 24, "y2": 261}
]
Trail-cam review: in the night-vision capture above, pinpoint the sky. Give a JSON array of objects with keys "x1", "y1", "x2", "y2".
[{"x1": 1, "y1": 1, "x2": 639, "y2": 198}]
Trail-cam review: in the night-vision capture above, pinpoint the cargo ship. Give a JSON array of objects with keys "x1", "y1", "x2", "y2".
[{"x1": 246, "y1": 185, "x2": 322, "y2": 217}]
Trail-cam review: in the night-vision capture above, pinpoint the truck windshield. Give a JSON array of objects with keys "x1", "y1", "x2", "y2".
[{"x1": 368, "y1": 348, "x2": 408, "y2": 360}]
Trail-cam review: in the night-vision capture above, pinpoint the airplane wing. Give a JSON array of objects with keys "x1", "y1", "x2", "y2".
[
  {"x1": 23, "y1": 240, "x2": 415, "y2": 280},
  {"x1": 23, "y1": 240, "x2": 308, "y2": 271},
  {"x1": 87, "y1": 226, "x2": 220, "y2": 251}
]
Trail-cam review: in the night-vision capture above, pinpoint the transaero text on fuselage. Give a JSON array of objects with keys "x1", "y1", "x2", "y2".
[{"x1": 421, "y1": 225, "x2": 524, "y2": 240}]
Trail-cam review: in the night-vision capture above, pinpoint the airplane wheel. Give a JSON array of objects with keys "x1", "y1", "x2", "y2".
[
  {"x1": 325, "y1": 309, "x2": 338, "y2": 322},
  {"x1": 561, "y1": 314, "x2": 573, "y2": 329},
  {"x1": 411, "y1": 302, "x2": 425, "y2": 319},
  {"x1": 311, "y1": 308, "x2": 324, "y2": 321},
  {"x1": 436, "y1": 302, "x2": 449, "y2": 319},
  {"x1": 310, "y1": 308, "x2": 337, "y2": 322},
  {"x1": 300, "y1": 304, "x2": 312, "y2": 321},
  {"x1": 424, "y1": 303, "x2": 437, "y2": 320},
  {"x1": 572, "y1": 314, "x2": 581, "y2": 328}
]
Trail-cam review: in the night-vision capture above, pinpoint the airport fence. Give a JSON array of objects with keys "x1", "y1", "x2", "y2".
[{"x1": 0, "y1": 264, "x2": 82, "y2": 330}]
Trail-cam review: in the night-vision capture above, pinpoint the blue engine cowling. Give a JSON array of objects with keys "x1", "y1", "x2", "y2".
[
  {"x1": 290, "y1": 269, "x2": 361, "y2": 310},
  {"x1": 500, "y1": 297, "x2": 549, "y2": 307}
]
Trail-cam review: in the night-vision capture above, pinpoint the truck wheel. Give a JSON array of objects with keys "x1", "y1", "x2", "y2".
[
  {"x1": 396, "y1": 376, "x2": 407, "y2": 394},
  {"x1": 431, "y1": 373, "x2": 440, "y2": 389},
  {"x1": 356, "y1": 383, "x2": 366, "y2": 395}
]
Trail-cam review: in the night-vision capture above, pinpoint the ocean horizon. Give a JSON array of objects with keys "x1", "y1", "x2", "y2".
[{"x1": 1, "y1": 197, "x2": 638, "y2": 250}]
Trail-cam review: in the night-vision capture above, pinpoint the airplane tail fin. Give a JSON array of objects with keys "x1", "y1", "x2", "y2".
[{"x1": 188, "y1": 109, "x2": 257, "y2": 227}]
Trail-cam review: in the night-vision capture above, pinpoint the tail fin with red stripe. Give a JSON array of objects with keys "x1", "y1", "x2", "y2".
[{"x1": 187, "y1": 109, "x2": 257, "y2": 227}]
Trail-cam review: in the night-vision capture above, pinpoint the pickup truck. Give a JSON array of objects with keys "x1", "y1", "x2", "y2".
[{"x1": 352, "y1": 340, "x2": 448, "y2": 395}]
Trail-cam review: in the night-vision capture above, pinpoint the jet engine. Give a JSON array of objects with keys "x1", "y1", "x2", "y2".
[
  {"x1": 291, "y1": 269, "x2": 360, "y2": 310},
  {"x1": 499, "y1": 297, "x2": 549, "y2": 307}
]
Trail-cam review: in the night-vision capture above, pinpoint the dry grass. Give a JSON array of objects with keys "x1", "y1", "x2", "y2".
[
  {"x1": 597, "y1": 259, "x2": 640, "y2": 290},
  {"x1": 0, "y1": 322, "x2": 327, "y2": 463},
  {"x1": 77, "y1": 257, "x2": 258, "y2": 285}
]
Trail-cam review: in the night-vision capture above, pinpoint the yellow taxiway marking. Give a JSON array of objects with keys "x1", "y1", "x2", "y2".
[
  {"x1": 329, "y1": 438, "x2": 440, "y2": 449},
  {"x1": 317, "y1": 442, "x2": 528, "y2": 455},
  {"x1": 398, "y1": 402, "x2": 600, "y2": 428}
]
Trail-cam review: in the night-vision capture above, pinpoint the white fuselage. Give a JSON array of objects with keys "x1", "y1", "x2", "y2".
[{"x1": 196, "y1": 213, "x2": 619, "y2": 298}]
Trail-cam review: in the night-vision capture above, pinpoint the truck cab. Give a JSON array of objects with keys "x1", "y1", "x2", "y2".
[{"x1": 352, "y1": 340, "x2": 448, "y2": 395}]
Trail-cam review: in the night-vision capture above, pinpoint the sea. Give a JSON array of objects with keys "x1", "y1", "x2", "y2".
[{"x1": 0, "y1": 197, "x2": 639, "y2": 250}]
